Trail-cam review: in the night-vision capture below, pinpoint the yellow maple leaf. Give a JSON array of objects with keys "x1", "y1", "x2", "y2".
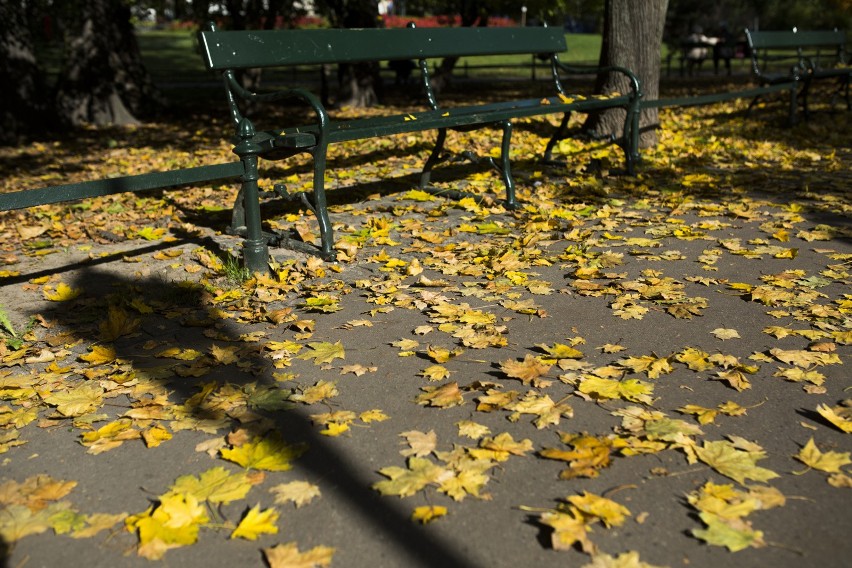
[
  {"x1": 270, "y1": 481, "x2": 321, "y2": 508},
  {"x1": 794, "y1": 437, "x2": 851, "y2": 473},
  {"x1": 692, "y1": 511, "x2": 765, "y2": 552},
  {"x1": 99, "y1": 305, "x2": 141, "y2": 342},
  {"x1": 296, "y1": 341, "x2": 345, "y2": 365},
  {"x1": 712, "y1": 328, "x2": 740, "y2": 340},
  {"x1": 411, "y1": 505, "x2": 448, "y2": 524},
  {"x1": 210, "y1": 344, "x2": 240, "y2": 365},
  {"x1": 541, "y1": 433, "x2": 614, "y2": 479},
  {"x1": 158, "y1": 492, "x2": 209, "y2": 529},
  {"x1": 220, "y1": 433, "x2": 308, "y2": 471},
  {"x1": 619, "y1": 354, "x2": 673, "y2": 379},
  {"x1": 359, "y1": 409, "x2": 389, "y2": 423},
  {"x1": 420, "y1": 364, "x2": 451, "y2": 381},
  {"x1": 426, "y1": 345, "x2": 463, "y2": 363},
  {"x1": 537, "y1": 342, "x2": 584, "y2": 361},
  {"x1": 816, "y1": 403, "x2": 852, "y2": 433},
  {"x1": 79, "y1": 345, "x2": 116, "y2": 366},
  {"x1": 0, "y1": 504, "x2": 55, "y2": 542},
  {"x1": 291, "y1": 380, "x2": 339, "y2": 405},
  {"x1": 678, "y1": 404, "x2": 719, "y2": 425},
  {"x1": 320, "y1": 422, "x2": 350, "y2": 436},
  {"x1": 80, "y1": 419, "x2": 140, "y2": 454},
  {"x1": 126, "y1": 493, "x2": 208, "y2": 559},
  {"x1": 0, "y1": 474, "x2": 76, "y2": 510},
  {"x1": 43, "y1": 282, "x2": 82, "y2": 302},
  {"x1": 500, "y1": 354, "x2": 552, "y2": 387},
  {"x1": 69, "y1": 512, "x2": 126, "y2": 539},
  {"x1": 402, "y1": 189, "x2": 437, "y2": 202},
  {"x1": 156, "y1": 347, "x2": 203, "y2": 361},
  {"x1": 415, "y1": 381, "x2": 464, "y2": 408},
  {"x1": 168, "y1": 467, "x2": 257, "y2": 504},
  {"x1": 373, "y1": 456, "x2": 449, "y2": 497},
  {"x1": 400, "y1": 430, "x2": 437, "y2": 458},
  {"x1": 41, "y1": 382, "x2": 105, "y2": 417},
  {"x1": 568, "y1": 491, "x2": 631, "y2": 528},
  {"x1": 714, "y1": 369, "x2": 752, "y2": 391},
  {"x1": 538, "y1": 508, "x2": 595, "y2": 553},
  {"x1": 695, "y1": 440, "x2": 779, "y2": 484},
  {"x1": 136, "y1": 227, "x2": 166, "y2": 241},
  {"x1": 231, "y1": 505, "x2": 279, "y2": 540},
  {"x1": 142, "y1": 426, "x2": 172, "y2": 448},
  {"x1": 581, "y1": 551, "x2": 666, "y2": 568},
  {"x1": 457, "y1": 420, "x2": 491, "y2": 440},
  {"x1": 476, "y1": 432, "x2": 533, "y2": 461},
  {"x1": 577, "y1": 376, "x2": 654, "y2": 404},
  {"x1": 263, "y1": 542, "x2": 334, "y2": 568}
]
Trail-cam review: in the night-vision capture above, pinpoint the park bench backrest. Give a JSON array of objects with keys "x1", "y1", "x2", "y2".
[
  {"x1": 198, "y1": 26, "x2": 567, "y2": 70},
  {"x1": 746, "y1": 29, "x2": 847, "y2": 76}
]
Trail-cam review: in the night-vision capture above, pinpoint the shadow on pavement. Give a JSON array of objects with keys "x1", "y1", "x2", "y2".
[{"x1": 36, "y1": 266, "x2": 476, "y2": 568}]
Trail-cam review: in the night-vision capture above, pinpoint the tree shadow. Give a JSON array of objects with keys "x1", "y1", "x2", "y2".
[{"x1": 31, "y1": 266, "x2": 476, "y2": 567}]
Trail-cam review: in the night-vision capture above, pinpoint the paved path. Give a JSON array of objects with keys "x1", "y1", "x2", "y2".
[{"x1": 0, "y1": 107, "x2": 850, "y2": 568}]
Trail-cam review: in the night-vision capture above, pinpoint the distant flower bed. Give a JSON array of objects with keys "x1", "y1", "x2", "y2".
[
  {"x1": 381, "y1": 15, "x2": 517, "y2": 28},
  {"x1": 164, "y1": 14, "x2": 517, "y2": 32}
]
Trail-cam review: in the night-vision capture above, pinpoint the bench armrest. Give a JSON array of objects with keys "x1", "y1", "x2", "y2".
[
  {"x1": 552, "y1": 60, "x2": 642, "y2": 100},
  {"x1": 223, "y1": 71, "x2": 330, "y2": 135}
]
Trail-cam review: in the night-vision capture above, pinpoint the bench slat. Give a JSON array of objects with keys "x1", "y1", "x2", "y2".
[
  {"x1": 0, "y1": 162, "x2": 245, "y2": 211},
  {"x1": 261, "y1": 96, "x2": 632, "y2": 148},
  {"x1": 199, "y1": 27, "x2": 566, "y2": 70}
]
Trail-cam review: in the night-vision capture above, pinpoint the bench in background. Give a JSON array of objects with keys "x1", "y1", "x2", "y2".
[{"x1": 747, "y1": 28, "x2": 850, "y2": 119}]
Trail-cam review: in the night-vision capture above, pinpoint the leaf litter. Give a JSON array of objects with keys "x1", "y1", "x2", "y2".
[{"x1": 0, "y1": 93, "x2": 850, "y2": 565}]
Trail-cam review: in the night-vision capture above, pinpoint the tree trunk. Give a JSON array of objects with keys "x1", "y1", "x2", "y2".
[
  {"x1": 0, "y1": 0, "x2": 52, "y2": 144},
  {"x1": 584, "y1": 0, "x2": 669, "y2": 148},
  {"x1": 429, "y1": 0, "x2": 489, "y2": 94},
  {"x1": 54, "y1": 0, "x2": 163, "y2": 127},
  {"x1": 335, "y1": 0, "x2": 382, "y2": 108}
]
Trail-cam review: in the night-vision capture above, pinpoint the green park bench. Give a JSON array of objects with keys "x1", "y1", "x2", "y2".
[
  {"x1": 746, "y1": 28, "x2": 850, "y2": 119},
  {"x1": 0, "y1": 24, "x2": 641, "y2": 272},
  {"x1": 196, "y1": 22, "x2": 641, "y2": 265}
]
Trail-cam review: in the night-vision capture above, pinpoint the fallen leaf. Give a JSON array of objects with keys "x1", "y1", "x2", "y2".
[
  {"x1": 794, "y1": 437, "x2": 851, "y2": 474},
  {"x1": 411, "y1": 505, "x2": 448, "y2": 524},
  {"x1": 220, "y1": 434, "x2": 308, "y2": 471},
  {"x1": 231, "y1": 505, "x2": 279, "y2": 540},
  {"x1": 270, "y1": 481, "x2": 321, "y2": 508},
  {"x1": 712, "y1": 328, "x2": 740, "y2": 340},
  {"x1": 263, "y1": 542, "x2": 334, "y2": 568},
  {"x1": 695, "y1": 440, "x2": 779, "y2": 485}
]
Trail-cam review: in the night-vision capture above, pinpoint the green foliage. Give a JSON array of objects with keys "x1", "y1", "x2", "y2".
[
  {"x1": 223, "y1": 254, "x2": 252, "y2": 285},
  {"x1": 665, "y1": 0, "x2": 852, "y2": 44},
  {"x1": 0, "y1": 303, "x2": 17, "y2": 338}
]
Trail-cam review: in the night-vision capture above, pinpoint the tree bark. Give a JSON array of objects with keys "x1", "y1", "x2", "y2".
[
  {"x1": 54, "y1": 0, "x2": 163, "y2": 127},
  {"x1": 0, "y1": 0, "x2": 52, "y2": 144},
  {"x1": 584, "y1": 0, "x2": 669, "y2": 148},
  {"x1": 317, "y1": 0, "x2": 382, "y2": 108},
  {"x1": 428, "y1": 0, "x2": 489, "y2": 94}
]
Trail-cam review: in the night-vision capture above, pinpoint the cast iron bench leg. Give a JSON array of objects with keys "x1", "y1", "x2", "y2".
[
  {"x1": 542, "y1": 113, "x2": 571, "y2": 164},
  {"x1": 419, "y1": 128, "x2": 448, "y2": 190},
  {"x1": 233, "y1": 118, "x2": 270, "y2": 273},
  {"x1": 310, "y1": 145, "x2": 335, "y2": 260},
  {"x1": 240, "y1": 155, "x2": 270, "y2": 273},
  {"x1": 497, "y1": 121, "x2": 518, "y2": 209}
]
